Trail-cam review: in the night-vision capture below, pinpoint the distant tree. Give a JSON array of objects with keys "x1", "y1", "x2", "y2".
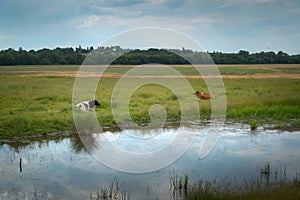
[
  {"x1": 238, "y1": 50, "x2": 249, "y2": 56},
  {"x1": 0, "y1": 47, "x2": 299, "y2": 65}
]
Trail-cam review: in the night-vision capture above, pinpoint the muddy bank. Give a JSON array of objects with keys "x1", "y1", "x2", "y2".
[
  {"x1": 265, "y1": 125, "x2": 300, "y2": 132},
  {"x1": 1, "y1": 122, "x2": 299, "y2": 143},
  {"x1": 0, "y1": 131, "x2": 75, "y2": 144}
]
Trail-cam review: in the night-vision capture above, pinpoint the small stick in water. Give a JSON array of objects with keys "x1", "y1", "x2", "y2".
[{"x1": 19, "y1": 158, "x2": 22, "y2": 173}]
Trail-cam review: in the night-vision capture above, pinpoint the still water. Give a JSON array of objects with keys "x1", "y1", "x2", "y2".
[{"x1": 1, "y1": 124, "x2": 300, "y2": 199}]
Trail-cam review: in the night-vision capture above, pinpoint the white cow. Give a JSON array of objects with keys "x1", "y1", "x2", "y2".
[{"x1": 76, "y1": 100, "x2": 101, "y2": 111}]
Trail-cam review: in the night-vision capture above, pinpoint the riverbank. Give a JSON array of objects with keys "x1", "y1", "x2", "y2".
[{"x1": 1, "y1": 121, "x2": 300, "y2": 143}]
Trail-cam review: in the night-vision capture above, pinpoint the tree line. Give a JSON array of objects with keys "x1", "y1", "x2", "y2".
[{"x1": 0, "y1": 46, "x2": 299, "y2": 65}]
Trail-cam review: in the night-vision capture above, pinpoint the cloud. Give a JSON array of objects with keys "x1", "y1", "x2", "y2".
[
  {"x1": 100, "y1": 0, "x2": 147, "y2": 7},
  {"x1": 189, "y1": 17, "x2": 216, "y2": 24},
  {"x1": 215, "y1": 0, "x2": 274, "y2": 9},
  {"x1": 0, "y1": 33, "x2": 17, "y2": 40},
  {"x1": 0, "y1": 33, "x2": 17, "y2": 44},
  {"x1": 79, "y1": 15, "x2": 128, "y2": 28},
  {"x1": 164, "y1": 0, "x2": 185, "y2": 9},
  {"x1": 221, "y1": 0, "x2": 274, "y2": 5},
  {"x1": 0, "y1": 0, "x2": 82, "y2": 28},
  {"x1": 82, "y1": 4, "x2": 143, "y2": 17},
  {"x1": 79, "y1": 14, "x2": 216, "y2": 31},
  {"x1": 0, "y1": 0, "x2": 299, "y2": 53}
]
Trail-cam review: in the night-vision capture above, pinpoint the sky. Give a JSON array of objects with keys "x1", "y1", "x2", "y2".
[{"x1": 0, "y1": 0, "x2": 299, "y2": 54}]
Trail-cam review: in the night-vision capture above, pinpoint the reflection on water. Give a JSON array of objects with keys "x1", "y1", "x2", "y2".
[
  {"x1": 0, "y1": 124, "x2": 300, "y2": 199},
  {"x1": 72, "y1": 134, "x2": 98, "y2": 153},
  {"x1": 1, "y1": 134, "x2": 97, "y2": 154}
]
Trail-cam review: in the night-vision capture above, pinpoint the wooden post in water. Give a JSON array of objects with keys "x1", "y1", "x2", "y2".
[{"x1": 19, "y1": 158, "x2": 22, "y2": 173}]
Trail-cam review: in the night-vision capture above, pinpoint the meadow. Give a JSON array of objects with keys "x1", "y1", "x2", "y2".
[{"x1": 0, "y1": 64, "x2": 299, "y2": 139}]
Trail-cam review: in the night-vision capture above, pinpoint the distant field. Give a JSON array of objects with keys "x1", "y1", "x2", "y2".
[
  {"x1": 0, "y1": 64, "x2": 300, "y2": 78},
  {"x1": 0, "y1": 64, "x2": 299, "y2": 139}
]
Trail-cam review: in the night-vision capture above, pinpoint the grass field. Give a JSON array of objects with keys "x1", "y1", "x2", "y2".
[
  {"x1": 0, "y1": 64, "x2": 300, "y2": 139},
  {"x1": 1, "y1": 64, "x2": 300, "y2": 76}
]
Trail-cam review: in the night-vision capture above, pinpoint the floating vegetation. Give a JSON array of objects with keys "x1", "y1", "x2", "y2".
[{"x1": 249, "y1": 120, "x2": 258, "y2": 131}]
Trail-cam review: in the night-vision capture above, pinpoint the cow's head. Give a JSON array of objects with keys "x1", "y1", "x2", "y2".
[
  {"x1": 93, "y1": 100, "x2": 101, "y2": 106},
  {"x1": 194, "y1": 91, "x2": 200, "y2": 95},
  {"x1": 89, "y1": 100, "x2": 101, "y2": 108}
]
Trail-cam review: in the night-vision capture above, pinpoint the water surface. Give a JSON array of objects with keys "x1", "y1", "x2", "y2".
[{"x1": 1, "y1": 124, "x2": 300, "y2": 199}]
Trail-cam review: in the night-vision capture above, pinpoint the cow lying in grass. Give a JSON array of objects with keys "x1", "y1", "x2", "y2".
[
  {"x1": 194, "y1": 91, "x2": 215, "y2": 100},
  {"x1": 76, "y1": 100, "x2": 101, "y2": 111}
]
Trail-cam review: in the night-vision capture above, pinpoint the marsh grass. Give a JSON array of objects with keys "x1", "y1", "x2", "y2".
[
  {"x1": 169, "y1": 170, "x2": 189, "y2": 196},
  {"x1": 91, "y1": 177, "x2": 128, "y2": 200},
  {"x1": 90, "y1": 172, "x2": 300, "y2": 200},
  {"x1": 169, "y1": 170, "x2": 180, "y2": 190},
  {"x1": 168, "y1": 166, "x2": 300, "y2": 200},
  {"x1": 249, "y1": 120, "x2": 258, "y2": 131},
  {"x1": 186, "y1": 175, "x2": 300, "y2": 200},
  {"x1": 0, "y1": 66, "x2": 300, "y2": 138},
  {"x1": 186, "y1": 162, "x2": 298, "y2": 200}
]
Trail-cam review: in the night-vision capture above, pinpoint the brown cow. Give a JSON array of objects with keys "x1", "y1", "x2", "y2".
[{"x1": 194, "y1": 91, "x2": 215, "y2": 100}]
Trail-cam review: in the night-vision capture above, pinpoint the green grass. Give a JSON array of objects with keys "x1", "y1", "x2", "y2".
[
  {"x1": 0, "y1": 65, "x2": 300, "y2": 139},
  {"x1": 186, "y1": 174, "x2": 300, "y2": 200},
  {"x1": 225, "y1": 79, "x2": 300, "y2": 123},
  {"x1": 0, "y1": 76, "x2": 75, "y2": 138},
  {"x1": 219, "y1": 67, "x2": 274, "y2": 75},
  {"x1": 276, "y1": 67, "x2": 300, "y2": 74}
]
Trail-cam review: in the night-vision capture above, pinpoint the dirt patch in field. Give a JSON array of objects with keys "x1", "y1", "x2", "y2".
[
  {"x1": 222, "y1": 73, "x2": 300, "y2": 79},
  {"x1": 265, "y1": 125, "x2": 300, "y2": 132},
  {"x1": 5, "y1": 71, "x2": 121, "y2": 78},
  {"x1": 106, "y1": 73, "x2": 299, "y2": 79},
  {"x1": 215, "y1": 64, "x2": 300, "y2": 69},
  {"x1": 1, "y1": 64, "x2": 300, "y2": 79},
  {"x1": 8, "y1": 71, "x2": 299, "y2": 79}
]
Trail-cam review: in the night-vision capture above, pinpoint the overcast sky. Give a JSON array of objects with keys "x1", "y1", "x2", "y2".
[{"x1": 0, "y1": 0, "x2": 299, "y2": 54}]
